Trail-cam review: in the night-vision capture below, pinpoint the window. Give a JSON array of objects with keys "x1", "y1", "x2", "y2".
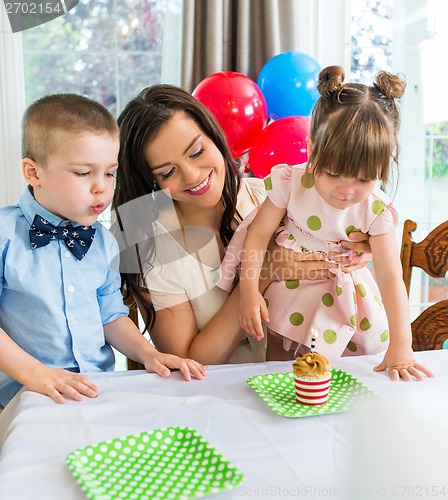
[
  {"x1": 351, "y1": 0, "x2": 448, "y2": 321},
  {"x1": 22, "y1": 0, "x2": 182, "y2": 115}
]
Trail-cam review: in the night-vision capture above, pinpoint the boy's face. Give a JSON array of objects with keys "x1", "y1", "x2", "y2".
[{"x1": 25, "y1": 131, "x2": 119, "y2": 226}]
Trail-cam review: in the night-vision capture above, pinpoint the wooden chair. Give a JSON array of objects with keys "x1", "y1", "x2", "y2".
[
  {"x1": 122, "y1": 291, "x2": 146, "y2": 370},
  {"x1": 400, "y1": 219, "x2": 448, "y2": 351}
]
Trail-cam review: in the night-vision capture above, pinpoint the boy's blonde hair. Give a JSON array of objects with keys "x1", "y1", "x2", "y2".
[
  {"x1": 308, "y1": 65, "x2": 407, "y2": 183},
  {"x1": 22, "y1": 94, "x2": 118, "y2": 165}
]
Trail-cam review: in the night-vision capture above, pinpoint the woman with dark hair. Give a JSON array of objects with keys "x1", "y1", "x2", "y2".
[{"x1": 113, "y1": 84, "x2": 371, "y2": 364}]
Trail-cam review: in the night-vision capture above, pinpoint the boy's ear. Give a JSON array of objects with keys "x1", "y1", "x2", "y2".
[{"x1": 22, "y1": 158, "x2": 41, "y2": 187}]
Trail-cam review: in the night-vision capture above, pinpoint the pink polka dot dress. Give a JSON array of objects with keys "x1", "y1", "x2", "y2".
[{"x1": 219, "y1": 163, "x2": 399, "y2": 357}]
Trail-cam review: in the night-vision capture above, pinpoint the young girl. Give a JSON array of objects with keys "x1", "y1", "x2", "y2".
[{"x1": 222, "y1": 65, "x2": 432, "y2": 381}]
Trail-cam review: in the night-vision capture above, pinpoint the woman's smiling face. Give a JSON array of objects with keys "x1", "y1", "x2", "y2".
[{"x1": 144, "y1": 111, "x2": 226, "y2": 211}]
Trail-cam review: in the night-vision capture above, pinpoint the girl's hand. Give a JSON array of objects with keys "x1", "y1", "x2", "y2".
[
  {"x1": 373, "y1": 344, "x2": 434, "y2": 381},
  {"x1": 22, "y1": 364, "x2": 99, "y2": 404},
  {"x1": 143, "y1": 351, "x2": 206, "y2": 381},
  {"x1": 239, "y1": 290, "x2": 268, "y2": 340}
]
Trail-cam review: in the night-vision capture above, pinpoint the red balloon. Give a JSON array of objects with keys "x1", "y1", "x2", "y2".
[
  {"x1": 248, "y1": 116, "x2": 310, "y2": 178},
  {"x1": 192, "y1": 71, "x2": 267, "y2": 158}
]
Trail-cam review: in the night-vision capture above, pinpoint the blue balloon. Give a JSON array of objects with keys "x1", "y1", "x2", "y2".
[{"x1": 257, "y1": 51, "x2": 321, "y2": 119}]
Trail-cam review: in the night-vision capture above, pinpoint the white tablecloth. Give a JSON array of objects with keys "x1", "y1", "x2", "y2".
[{"x1": 0, "y1": 350, "x2": 447, "y2": 500}]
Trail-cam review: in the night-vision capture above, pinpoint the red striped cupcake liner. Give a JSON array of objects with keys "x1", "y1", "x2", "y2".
[{"x1": 294, "y1": 373, "x2": 331, "y2": 406}]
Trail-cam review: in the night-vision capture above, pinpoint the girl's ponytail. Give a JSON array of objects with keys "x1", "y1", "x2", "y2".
[
  {"x1": 317, "y1": 65, "x2": 345, "y2": 100},
  {"x1": 374, "y1": 71, "x2": 407, "y2": 100}
]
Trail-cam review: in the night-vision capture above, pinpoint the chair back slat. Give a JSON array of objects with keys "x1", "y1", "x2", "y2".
[{"x1": 400, "y1": 219, "x2": 448, "y2": 351}]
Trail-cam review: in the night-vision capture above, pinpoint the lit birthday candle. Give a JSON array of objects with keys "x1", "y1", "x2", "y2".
[
  {"x1": 310, "y1": 327, "x2": 318, "y2": 352},
  {"x1": 306, "y1": 327, "x2": 319, "y2": 362}
]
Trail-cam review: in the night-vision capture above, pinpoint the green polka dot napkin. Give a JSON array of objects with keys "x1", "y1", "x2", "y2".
[
  {"x1": 247, "y1": 369, "x2": 376, "y2": 418},
  {"x1": 66, "y1": 426, "x2": 244, "y2": 499}
]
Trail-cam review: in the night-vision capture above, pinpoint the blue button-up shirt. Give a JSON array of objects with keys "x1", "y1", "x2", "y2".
[{"x1": 0, "y1": 187, "x2": 128, "y2": 406}]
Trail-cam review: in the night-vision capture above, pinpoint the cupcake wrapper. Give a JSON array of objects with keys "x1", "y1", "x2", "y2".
[{"x1": 294, "y1": 374, "x2": 331, "y2": 406}]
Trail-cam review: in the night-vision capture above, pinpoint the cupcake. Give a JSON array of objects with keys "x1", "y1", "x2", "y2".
[{"x1": 292, "y1": 331, "x2": 331, "y2": 406}]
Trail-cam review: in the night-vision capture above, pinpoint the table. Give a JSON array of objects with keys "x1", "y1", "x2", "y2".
[{"x1": 0, "y1": 351, "x2": 447, "y2": 500}]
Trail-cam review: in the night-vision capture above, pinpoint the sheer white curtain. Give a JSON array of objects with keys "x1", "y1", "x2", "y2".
[
  {"x1": 161, "y1": 0, "x2": 183, "y2": 85},
  {"x1": 0, "y1": 5, "x2": 26, "y2": 207}
]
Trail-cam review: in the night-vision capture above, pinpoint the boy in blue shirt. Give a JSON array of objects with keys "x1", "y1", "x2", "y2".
[{"x1": 0, "y1": 94, "x2": 205, "y2": 409}]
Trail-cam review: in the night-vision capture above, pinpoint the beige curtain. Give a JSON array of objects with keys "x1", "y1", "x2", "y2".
[{"x1": 181, "y1": 0, "x2": 300, "y2": 92}]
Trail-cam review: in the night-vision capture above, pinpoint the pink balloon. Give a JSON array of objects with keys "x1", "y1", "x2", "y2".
[
  {"x1": 192, "y1": 71, "x2": 268, "y2": 158},
  {"x1": 248, "y1": 116, "x2": 310, "y2": 178}
]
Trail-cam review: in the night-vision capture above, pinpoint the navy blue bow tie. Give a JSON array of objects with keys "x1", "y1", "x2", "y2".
[{"x1": 29, "y1": 214, "x2": 96, "y2": 261}]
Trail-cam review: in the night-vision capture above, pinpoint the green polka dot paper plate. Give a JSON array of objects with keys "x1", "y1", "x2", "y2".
[
  {"x1": 247, "y1": 370, "x2": 376, "y2": 418},
  {"x1": 66, "y1": 426, "x2": 244, "y2": 500}
]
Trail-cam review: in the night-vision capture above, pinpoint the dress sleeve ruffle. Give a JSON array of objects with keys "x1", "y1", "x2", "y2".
[
  {"x1": 369, "y1": 201, "x2": 399, "y2": 236},
  {"x1": 242, "y1": 177, "x2": 267, "y2": 207},
  {"x1": 264, "y1": 163, "x2": 292, "y2": 209}
]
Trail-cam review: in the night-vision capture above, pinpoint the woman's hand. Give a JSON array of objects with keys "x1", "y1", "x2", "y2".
[
  {"x1": 339, "y1": 231, "x2": 373, "y2": 273},
  {"x1": 259, "y1": 230, "x2": 372, "y2": 290},
  {"x1": 259, "y1": 238, "x2": 334, "y2": 290},
  {"x1": 143, "y1": 350, "x2": 207, "y2": 381}
]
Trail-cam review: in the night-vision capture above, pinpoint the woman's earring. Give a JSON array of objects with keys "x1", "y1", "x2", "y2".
[{"x1": 151, "y1": 180, "x2": 158, "y2": 202}]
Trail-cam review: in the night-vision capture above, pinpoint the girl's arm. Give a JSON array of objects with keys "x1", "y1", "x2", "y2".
[
  {"x1": 239, "y1": 198, "x2": 287, "y2": 339},
  {"x1": 368, "y1": 231, "x2": 433, "y2": 381}
]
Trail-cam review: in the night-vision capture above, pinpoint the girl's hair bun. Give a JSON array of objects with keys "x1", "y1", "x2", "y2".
[
  {"x1": 317, "y1": 65, "x2": 345, "y2": 99},
  {"x1": 374, "y1": 71, "x2": 407, "y2": 99}
]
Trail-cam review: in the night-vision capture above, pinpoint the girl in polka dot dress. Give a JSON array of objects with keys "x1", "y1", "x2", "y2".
[{"x1": 222, "y1": 65, "x2": 432, "y2": 381}]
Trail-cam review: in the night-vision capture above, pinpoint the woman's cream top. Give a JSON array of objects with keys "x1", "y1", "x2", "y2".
[{"x1": 142, "y1": 178, "x2": 266, "y2": 363}]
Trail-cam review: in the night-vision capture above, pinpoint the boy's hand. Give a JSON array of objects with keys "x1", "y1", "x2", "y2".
[
  {"x1": 143, "y1": 352, "x2": 206, "y2": 381},
  {"x1": 239, "y1": 290, "x2": 268, "y2": 341},
  {"x1": 22, "y1": 364, "x2": 99, "y2": 404},
  {"x1": 373, "y1": 344, "x2": 434, "y2": 381}
]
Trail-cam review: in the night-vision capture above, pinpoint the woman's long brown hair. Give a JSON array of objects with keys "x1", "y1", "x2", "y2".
[{"x1": 113, "y1": 84, "x2": 241, "y2": 332}]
